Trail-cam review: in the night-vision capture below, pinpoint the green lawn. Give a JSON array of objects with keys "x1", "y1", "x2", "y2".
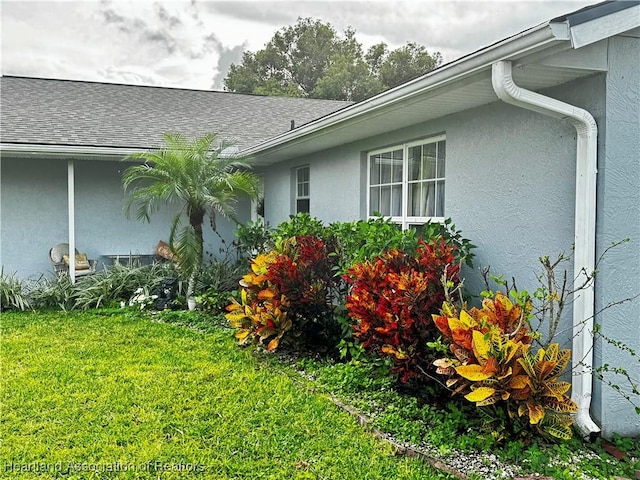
[{"x1": 1, "y1": 311, "x2": 449, "y2": 480}]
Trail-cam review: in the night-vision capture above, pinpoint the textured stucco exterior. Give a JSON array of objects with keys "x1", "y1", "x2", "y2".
[
  {"x1": 0, "y1": 156, "x2": 245, "y2": 279},
  {"x1": 260, "y1": 74, "x2": 602, "y2": 309},
  {"x1": 258, "y1": 46, "x2": 639, "y2": 436},
  {"x1": 592, "y1": 35, "x2": 640, "y2": 437}
]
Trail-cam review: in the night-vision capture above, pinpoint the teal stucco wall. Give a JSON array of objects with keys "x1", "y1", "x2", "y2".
[
  {"x1": 592, "y1": 35, "x2": 640, "y2": 437},
  {"x1": 0, "y1": 156, "x2": 246, "y2": 279}
]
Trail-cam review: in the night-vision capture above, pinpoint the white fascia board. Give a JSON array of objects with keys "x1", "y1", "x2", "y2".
[
  {"x1": 1, "y1": 143, "x2": 238, "y2": 160},
  {"x1": 570, "y1": 4, "x2": 640, "y2": 48},
  {"x1": 0, "y1": 143, "x2": 147, "y2": 160},
  {"x1": 242, "y1": 22, "x2": 568, "y2": 159}
]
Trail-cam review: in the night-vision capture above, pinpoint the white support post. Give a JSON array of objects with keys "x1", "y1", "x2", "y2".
[{"x1": 68, "y1": 159, "x2": 76, "y2": 283}]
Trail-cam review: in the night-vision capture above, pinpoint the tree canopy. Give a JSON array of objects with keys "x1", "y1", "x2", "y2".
[{"x1": 223, "y1": 18, "x2": 442, "y2": 102}]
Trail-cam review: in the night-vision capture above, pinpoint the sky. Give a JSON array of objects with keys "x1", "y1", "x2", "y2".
[{"x1": 1, "y1": 0, "x2": 598, "y2": 91}]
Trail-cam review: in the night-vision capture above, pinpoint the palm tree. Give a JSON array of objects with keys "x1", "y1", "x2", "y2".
[{"x1": 122, "y1": 133, "x2": 261, "y2": 307}]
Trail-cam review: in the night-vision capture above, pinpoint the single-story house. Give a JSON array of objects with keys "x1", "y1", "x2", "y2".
[
  {"x1": 0, "y1": 76, "x2": 351, "y2": 275},
  {"x1": 1, "y1": 0, "x2": 638, "y2": 438}
]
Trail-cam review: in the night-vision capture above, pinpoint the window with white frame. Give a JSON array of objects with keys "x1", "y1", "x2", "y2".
[
  {"x1": 368, "y1": 135, "x2": 445, "y2": 227},
  {"x1": 296, "y1": 166, "x2": 310, "y2": 214}
]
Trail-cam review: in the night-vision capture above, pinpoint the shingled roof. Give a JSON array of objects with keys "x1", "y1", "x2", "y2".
[{"x1": 0, "y1": 76, "x2": 352, "y2": 152}]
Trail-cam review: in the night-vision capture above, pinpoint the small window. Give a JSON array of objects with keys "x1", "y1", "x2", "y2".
[
  {"x1": 296, "y1": 166, "x2": 310, "y2": 214},
  {"x1": 368, "y1": 135, "x2": 445, "y2": 228}
]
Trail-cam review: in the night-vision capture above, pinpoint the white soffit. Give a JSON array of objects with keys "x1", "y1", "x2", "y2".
[
  {"x1": 536, "y1": 39, "x2": 608, "y2": 71},
  {"x1": 621, "y1": 26, "x2": 640, "y2": 37},
  {"x1": 570, "y1": 4, "x2": 640, "y2": 48},
  {"x1": 250, "y1": 60, "x2": 601, "y2": 166}
]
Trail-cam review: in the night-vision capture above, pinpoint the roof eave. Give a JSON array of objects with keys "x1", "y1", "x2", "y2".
[
  {"x1": 567, "y1": 2, "x2": 640, "y2": 48},
  {"x1": 0, "y1": 142, "x2": 244, "y2": 160},
  {"x1": 242, "y1": 21, "x2": 568, "y2": 162},
  {"x1": 0, "y1": 143, "x2": 146, "y2": 160}
]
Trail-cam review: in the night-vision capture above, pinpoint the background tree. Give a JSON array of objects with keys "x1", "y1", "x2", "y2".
[
  {"x1": 312, "y1": 28, "x2": 384, "y2": 102},
  {"x1": 122, "y1": 133, "x2": 260, "y2": 307},
  {"x1": 375, "y1": 42, "x2": 443, "y2": 89},
  {"x1": 223, "y1": 18, "x2": 441, "y2": 102}
]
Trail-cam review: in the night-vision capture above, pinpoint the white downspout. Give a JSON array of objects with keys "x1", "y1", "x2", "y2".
[{"x1": 491, "y1": 60, "x2": 600, "y2": 438}]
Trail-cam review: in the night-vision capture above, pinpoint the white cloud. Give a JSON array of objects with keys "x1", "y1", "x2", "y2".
[
  {"x1": 1, "y1": 0, "x2": 598, "y2": 90},
  {"x1": 1, "y1": 0, "x2": 238, "y2": 89}
]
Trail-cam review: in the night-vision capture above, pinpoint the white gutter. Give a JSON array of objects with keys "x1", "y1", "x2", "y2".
[
  {"x1": 242, "y1": 22, "x2": 569, "y2": 159},
  {"x1": 0, "y1": 143, "x2": 237, "y2": 159},
  {"x1": 491, "y1": 60, "x2": 600, "y2": 439},
  {"x1": 0, "y1": 143, "x2": 147, "y2": 158}
]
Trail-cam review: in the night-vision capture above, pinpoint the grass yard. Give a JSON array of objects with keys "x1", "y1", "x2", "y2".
[{"x1": 0, "y1": 311, "x2": 450, "y2": 480}]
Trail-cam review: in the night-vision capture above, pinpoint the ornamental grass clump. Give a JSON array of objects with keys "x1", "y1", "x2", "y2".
[
  {"x1": 344, "y1": 238, "x2": 460, "y2": 384},
  {"x1": 0, "y1": 268, "x2": 33, "y2": 311},
  {"x1": 432, "y1": 293, "x2": 578, "y2": 440}
]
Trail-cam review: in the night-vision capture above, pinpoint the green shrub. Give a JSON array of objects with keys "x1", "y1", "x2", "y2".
[
  {"x1": 196, "y1": 255, "x2": 245, "y2": 293},
  {"x1": 329, "y1": 216, "x2": 420, "y2": 274},
  {"x1": 193, "y1": 254, "x2": 247, "y2": 313},
  {"x1": 234, "y1": 218, "x2": 274, "y2": 257},
  {"x1": 197, "y1": 288, "x2": 238, "y2": 313},
  {"x1": 273, "y1": 213, "x2": 328, "y2": 243},
  {"x1": 330, "y1": 216, "x2": 474, "y2": 275}
]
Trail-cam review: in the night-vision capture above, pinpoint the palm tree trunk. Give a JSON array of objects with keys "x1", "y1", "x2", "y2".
[
  {"x1": 187, "y1": 206, "x2": 205, "y2": 311},
  {"x1": 187, "y1": 271, "x2": 197, "y2": 311},
  {"x1": 190, "y1": 206, "x2": 205, "y2": 267}
]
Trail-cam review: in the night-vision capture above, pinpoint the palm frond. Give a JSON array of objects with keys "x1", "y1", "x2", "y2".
[
  {"x1": 169, "y1": 218, "x2": 201, "y2": 278},
  {"x1": 122, "y1": 132, "x2": 261, "y2": 274}
]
